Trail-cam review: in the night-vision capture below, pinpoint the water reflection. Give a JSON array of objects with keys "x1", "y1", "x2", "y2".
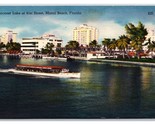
[
  {"x1": 64, "y1": 64, "x2": 105, "y2": 92},
  {"x1": 140, "y1": 66, "x2": 155, "y2": 91},
  {"x1": 105, "y1": 65, "x2": 143, "y2": 117},
  {"x1": 20, "y1": 58, "x2": 50, "y2": 66},
  {"x1": 1, "y1": 57, "x2": 155, "y2": 118}
]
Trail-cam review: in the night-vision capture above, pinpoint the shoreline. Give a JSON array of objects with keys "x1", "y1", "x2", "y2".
[
  {"x1": 69, "y1": 56, "x2": 155, "y2": 67},
  {"x1": 1, "y1": 53, "x2": 155, "y2": 67},
  {"x1": 88, "y1": 59, "x2": 155, "y2": 67}
]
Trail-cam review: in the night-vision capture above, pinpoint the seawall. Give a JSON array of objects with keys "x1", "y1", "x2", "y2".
[{"x1": 89, "y1": 59, "x2": 155, "y2": 67}]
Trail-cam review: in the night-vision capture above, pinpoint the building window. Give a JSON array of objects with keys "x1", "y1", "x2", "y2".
[
  {"x1": 23, "y1": 49, "x2": 35, "y2": 51},
  {"x1": 57, "y1": 43, "x2": 61, "y2": 47},
  {"x1": 22, "y1": 42, "x2": 38, "y2": 44}
]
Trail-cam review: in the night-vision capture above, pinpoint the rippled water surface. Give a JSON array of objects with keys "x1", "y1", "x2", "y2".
[{"x1": 0, "y1": 56, "x2": 155, "y2": 118}]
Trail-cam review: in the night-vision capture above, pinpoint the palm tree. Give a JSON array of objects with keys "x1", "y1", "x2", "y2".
[
  {"x1": 6, "y1": 42, "x2": 21, "y2": 51},
  {"x1": 108, "y1": 39, "x2": 117, "y2": 57},
  {"x1": 45, "y1": 42, "x2": 54, "y2": 55},
  {"x1": 125, "y1": 21, "x2": 148, "y2": 59},
  {"x1": 117, "y1": 35, "x2": 130, "y2": 58},
  {"x1": 0, "y1": 42, "x2": 5, "y2": 50},
  {"x1": 144, "y1": 40, "x2": 155, "y2": 58},
  {"x1": 102, "y1": 38, "x2": 111, "y2": 52},
  {"x1": 65, "y1": 40, "x2": 79, "y2": 56},
  {"x1": 67, "y1": 40, "x2": 79, "y2": 50},
  {"x1": 89, "y1": 40, "x2": 97, "y2": 51},
  {"x1": 46, "y1": 42, "x2": 54, "y2": 50},
  {"x1": 148, "y1": 41, "x2": 155, "y2": 51}
]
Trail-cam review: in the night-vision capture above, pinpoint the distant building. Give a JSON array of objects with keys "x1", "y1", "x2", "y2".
[
  {"x1": 73, "y1": 24, "x2": 98, "y2": 46},
  {"x1": 21, "y1": 34, "x2": 63, "y2": 54},
  {"x1": 0, "y1": 30, "x2": 17, "y2": 44},
  {"x1": 42, "y1": 34, "x2": 62, "y2": 47},
  {"x1": 21, "y1": 37, "x2": 46, "y2": 54}
]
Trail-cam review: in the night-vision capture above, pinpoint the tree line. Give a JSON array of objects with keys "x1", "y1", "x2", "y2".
[
  {"x1": 65, "y1": 21, "x2": 151, "y2": 59},
  {"x1": 1, "y1": 21, "x2": 153, "y2": 58}
]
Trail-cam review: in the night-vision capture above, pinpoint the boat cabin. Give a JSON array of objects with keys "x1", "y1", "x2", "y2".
[{"x1": 16, "y1": 64, "x2": 69, "y2": 73}]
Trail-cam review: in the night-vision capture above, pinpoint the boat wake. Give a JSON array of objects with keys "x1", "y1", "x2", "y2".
[
  {"x1": 33, "y1": 75, "x2": 54, "y2": 79},
  {"x1": 0, "y1": 69, "x2": 55, "y2": 78},
  {"x1": 0, "y1": 68, "x2": 81, "y2": 79},
  {"x1": 0, "y1": 68, "x2": 16, "y2": 73},
  {"x1": 0, "y1": 68, "x2": 10, "y2": 72}
]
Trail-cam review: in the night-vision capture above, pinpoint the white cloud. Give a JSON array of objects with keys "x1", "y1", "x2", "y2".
[
  {"x1": 0, "y1": 27, "x2": 30, "y2": 34},
  {"x1": 39, "y1": 17, "x2": 125, "y2": 45},
  {"x1": 87, "y1": 20, "x2": 125, "y2": 40},
  {"x1": 101, "y1": 21, "x2": 125, "y2": 39},
  {"x1": 40, "y1": 17, "x2": 64, "y2": 26},
  {"x1": 40, "y1": 17, "x2": 81, "y2": 44},
  {"x1": 43, "y1": 23, "x2": 78, "y2": 46},
  {"x1": 145, "y1": 23, "x2": 155, "y2": 30},
  {"x1": 0, "y1": 27, "x2": 39, "y2": 41},
  {"x1": 0, "y1": 17, "x2": 126, "y2": 45}
]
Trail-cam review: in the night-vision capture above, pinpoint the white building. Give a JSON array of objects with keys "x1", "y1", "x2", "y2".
[
  {"x1": 86, "y1": 52, "x2": 117, "y2": 60},
  {"x1": 21, "y1": 34, "x2": 63, "y2": 54},
  {"x1": 21, "y1": 37, "x2": 46, "y2": 54},
  {"x1": 73, "y1": 24, "x2": 98, "y2": 46},
  {"x1": 0, "y1": 30, "x2": 17, "y2": 44},
  {"x1": 42, "y1": 34, "x2": 62, "y2": 47}
]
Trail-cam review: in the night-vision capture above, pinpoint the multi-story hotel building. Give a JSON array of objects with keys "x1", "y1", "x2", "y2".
[
  {"x1": 73, "y1": 24, "x2": 98, "y2": 46},
  {"x1": 0, "y1": 30, "x2": 17, "y2": 44},
  {"x1": 21, "y1": 34, "x2": 63, "y2": 54}
]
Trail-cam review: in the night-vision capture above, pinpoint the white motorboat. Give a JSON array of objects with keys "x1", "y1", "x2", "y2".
[{"x1": 0, "y1": 64, "x2": 80, "y2": 79}]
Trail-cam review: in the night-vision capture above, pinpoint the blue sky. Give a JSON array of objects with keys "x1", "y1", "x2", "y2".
[{"x1": 0, "y1": 6, "x2": 155, "y2": 45}]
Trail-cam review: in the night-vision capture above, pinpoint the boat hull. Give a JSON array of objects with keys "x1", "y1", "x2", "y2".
[{"x1": 1, "y1": 69, "x2": 80, "y2": 79}]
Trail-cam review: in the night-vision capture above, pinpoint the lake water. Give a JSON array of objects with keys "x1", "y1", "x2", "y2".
[{"x1": 0, "y1": 56, "x2": 155, "y2": 119}]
